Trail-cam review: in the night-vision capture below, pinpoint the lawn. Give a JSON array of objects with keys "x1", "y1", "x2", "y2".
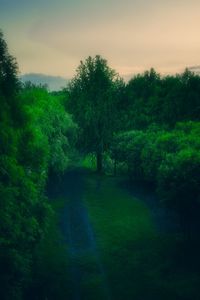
[{"x1": 84, "y1": 174, "x2": 200, "y2": 300}]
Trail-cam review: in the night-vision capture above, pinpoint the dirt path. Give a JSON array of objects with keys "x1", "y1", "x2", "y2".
[
  {"x1": 47, "y1": 170, "x2": 200, "y2": 300},
  {"x1": 59, "y1": 169, "x2": 111, "y2": 300}
]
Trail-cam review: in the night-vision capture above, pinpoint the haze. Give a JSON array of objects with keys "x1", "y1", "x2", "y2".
[{"x1": 1, "y1": 0, "x2": 200, "y2": 78}]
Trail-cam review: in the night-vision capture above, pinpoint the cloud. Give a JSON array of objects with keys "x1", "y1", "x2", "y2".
[{"x1": 1, "y1": 0, "x2": 200, "y2": 77}]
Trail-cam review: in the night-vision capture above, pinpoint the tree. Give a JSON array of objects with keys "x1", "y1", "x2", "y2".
[
  {"x1": 68, "y1": 55, "x2": 120, "y2": 172},
  {"x1": 20, "y1": 85, "x2": 77, "y2": 175},
  {"x1": 125, "y1": 68, "x2": 161, "y2": 129}
]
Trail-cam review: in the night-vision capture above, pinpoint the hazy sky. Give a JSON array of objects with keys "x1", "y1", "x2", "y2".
[{"x1": 1, "y1": 0, "x2": 200, "y2": 78}]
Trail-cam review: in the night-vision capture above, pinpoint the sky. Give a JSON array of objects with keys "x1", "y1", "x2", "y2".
[{"x1": 1, "y1": 0, "x2": 200, "y2": 78}]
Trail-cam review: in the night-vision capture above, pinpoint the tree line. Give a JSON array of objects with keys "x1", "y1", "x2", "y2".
[
  {"x1": 68, "y1": 56, "x2": 200, "y2": 238},
  {"x1": 1, "y1": 30, "x2": 200, "y2": 299},
  {"x1": 0, "y1": 31, "x2": 77, "y2": 299}
]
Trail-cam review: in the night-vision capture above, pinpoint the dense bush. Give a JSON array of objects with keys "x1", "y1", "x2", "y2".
[
  {"x1": 157, "y1": 148, "x2": 200, "y2": 214},
  {"x1": 20, "y1": 85, "x2": 77, "y2": 174},
  {"x1": 111, "y1": 122, "x2": 200, "y2": 231},
  {"x1": 0, "y1": 32, "x2": 76, "y2": 299}
]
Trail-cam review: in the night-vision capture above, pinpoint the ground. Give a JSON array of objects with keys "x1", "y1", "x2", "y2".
[{"x1": 44, "y1": 168, "x2": 200, "y2": 300}]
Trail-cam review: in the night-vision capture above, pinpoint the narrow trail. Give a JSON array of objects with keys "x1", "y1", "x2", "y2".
[{"x1": 59, "y1": 169, "x2": 111, "y2": 300}]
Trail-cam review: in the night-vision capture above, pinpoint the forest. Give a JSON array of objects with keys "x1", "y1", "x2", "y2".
[{"x1": 0, "y1": 30, "x2": 200, "y2": 300}]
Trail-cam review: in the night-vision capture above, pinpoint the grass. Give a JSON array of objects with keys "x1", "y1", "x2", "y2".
[
  {"x1": 85, "y1": 176, "x2": 155, "y2": 247},
  {"x1": 83, "y1": 174, "x2": 200, "y2": 300},
  {"x1": 27, "y1": 170, "x2": 200, "y2": 299}
]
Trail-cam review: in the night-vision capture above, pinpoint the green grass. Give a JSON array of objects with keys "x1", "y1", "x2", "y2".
[
  {"x1": 83, "y1": 175, "x2": 200, "y2": 300},
  {"x1": 85, "y1": 175, "x2": 155, "y2": 248},
  {"x1": 27, "y1": 173, "x2": 200, "y2": 300}
]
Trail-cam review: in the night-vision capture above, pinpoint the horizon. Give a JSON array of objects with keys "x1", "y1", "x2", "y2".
[{"x1": 1, "y1": 0, "x2": 200, "y2": 78}]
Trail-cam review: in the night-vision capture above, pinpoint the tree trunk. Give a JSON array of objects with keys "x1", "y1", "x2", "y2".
[
  {"x1": 114, "y1": 159, "x2": 117, "y2": 176},
  {"x1": 96, "y1": 151, "x2": 103, "y2": 173}
]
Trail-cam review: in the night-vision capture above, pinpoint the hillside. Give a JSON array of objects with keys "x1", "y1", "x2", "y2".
[{"x1": 21, "y1": 73, "x2": 68, "y2": 91}]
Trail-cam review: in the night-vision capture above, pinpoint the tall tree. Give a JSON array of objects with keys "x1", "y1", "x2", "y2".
[{"x1": 68, "y1": 55, "x2": 120, "y2": 172}]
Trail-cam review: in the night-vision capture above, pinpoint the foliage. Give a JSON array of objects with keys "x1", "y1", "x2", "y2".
[
  {"x1": 20, "y1": 84, "x2": 77, "y2": 174},
  {"x1": 26, "y1": 198, "x2": 71, "y2": 300},
  {"x1": 0, "y1": 31, "x2": 76, "y2": 299},
  {"x1": 0, "y1": 32, "x2": 51, "y2": 300},
  {"x1": 111, "y1": 130, "x2": 147, "y2": 179},
  {"x1": 157, "y1": 148, "x2": 200, "y2": 217},
  {"x1": 67, "y1": 55, "x2": 123, "y2": 172},
  {"x1": 124, "y1": 69, "x2": 200, "y2": 129},
  {"x1": 111, "y1": 122, "x2": 200, "y2": 232},
  {"x1": 1, "y1": 26, "x2": 200, "y2": 298}
]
